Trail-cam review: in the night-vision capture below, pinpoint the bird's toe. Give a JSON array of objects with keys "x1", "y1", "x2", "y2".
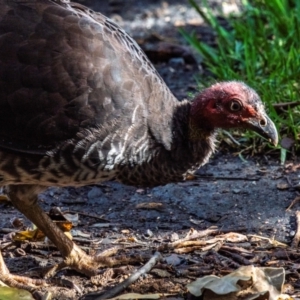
[{"x1": 44, "y1": 244, "x2": 147, "y2": 278}]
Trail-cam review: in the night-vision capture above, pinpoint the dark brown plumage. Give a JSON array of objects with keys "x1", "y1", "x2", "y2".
[{"x1": 0, "y1": 0, "x2": 278, "y2": 290}]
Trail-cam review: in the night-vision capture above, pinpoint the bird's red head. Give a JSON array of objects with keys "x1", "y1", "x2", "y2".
[{"x1": 189, "y1": 81, "x2": 278, "y2": 145}]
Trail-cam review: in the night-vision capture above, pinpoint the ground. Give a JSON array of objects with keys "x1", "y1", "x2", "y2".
[{"x1": 0, "y1": 1, "x2": 300, "y2": 299}]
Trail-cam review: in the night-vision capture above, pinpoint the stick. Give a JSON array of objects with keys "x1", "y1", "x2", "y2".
[
  {"x1": 158, "y1": 228, "x2": 217, "y2": 251},
  {"x1": 67, "y1": 211, "x2": 110, "y2": 222},
  {"x1": 158, "y1": 227, "x2": 246, "y2": 251},
  {"x1": 80, "y1": 251, "x2": 162, "y2": 300},
  {"x1": 292, "y1": 211, "x2": 300, "y2": 248},
  {"x1": 219, "y1": 249, "x2": 252, "y2": 265},
  {"x1": 196, "y1": 175, "x2": 260, "y2": 181},
  {"x1": 286, "y1": 196, "x2": 300, "y2": 211}
]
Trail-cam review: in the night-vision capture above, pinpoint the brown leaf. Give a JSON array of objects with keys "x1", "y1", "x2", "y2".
[{"x1": 276, "y1": 183, "x2": 289, "y2": 190}]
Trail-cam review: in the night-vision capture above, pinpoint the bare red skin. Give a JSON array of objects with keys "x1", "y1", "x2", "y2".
[{"x1": 190, "y1": 81, "x2": 263, "y2": 132}]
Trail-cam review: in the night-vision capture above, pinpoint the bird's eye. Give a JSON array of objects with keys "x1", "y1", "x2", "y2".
[{"x1": 230, "y1": 100, "x2": 242, "y2": 112}]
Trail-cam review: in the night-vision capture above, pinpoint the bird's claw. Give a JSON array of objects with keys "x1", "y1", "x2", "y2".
[
  {"x1": 44, "y1": 244, "x2": 147, "y2": 278},
  {"x1": 0, "y1": 272, "x2": 48, "y2": 292}
]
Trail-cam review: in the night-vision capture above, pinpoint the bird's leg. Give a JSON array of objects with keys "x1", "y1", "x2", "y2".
[
  {"x1": 7, "y1": 184, "x2": 101, "y2": 277},
  {"x1": 7, "y1": 185, "x2": 144, "y2": 279}
]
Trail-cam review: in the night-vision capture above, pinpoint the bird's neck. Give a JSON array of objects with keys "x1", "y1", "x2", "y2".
[
  {"x1": 188, "y1": 119, "x2": 215, "y2": 141},
  {"x1": 176, "y1": 98, "x2": 215, "y2": 142},
  {"x1": 115, "y1": 100, "x2": 216, "y2": 187},
  {"x1": 189, "y1": 91, "x2": 217, "y2": 136}
]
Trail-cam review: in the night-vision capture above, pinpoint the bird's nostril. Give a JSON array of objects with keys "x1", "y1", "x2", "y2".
[{"x1": 260, "y1": 118, "x2": 267, "y2": 127}]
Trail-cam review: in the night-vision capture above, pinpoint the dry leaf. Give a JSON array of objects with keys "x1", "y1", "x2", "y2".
[
  {"x1": 187, "y1": 274, "x2": 244, "y2": 297},
  {"x1": 0, "y1": 286, "x2": 34, "y2": 300},
  {"x1": 276, "y1": 183, "x2": 289, "y2": 190},
  {"x1": 248, "y1": 235, "x2": 287, "y2": 248},
  {"x1": 135, "y1": 202, "x2": 164, "y2": 211},
  {"x1": 63, "y1": 213, "x2": 79, "y2": 226},
  {"x1": 54, "y1": 220, "x2": 72, "y2": 232},
  {"x1": 187, "y1": 265, "x2": 288, "y2": 300},
  {"x1": 217, "y1": 232, "x2": 248, "y2": 243},
  {"x1": 13, "y1": 220, "x2": 72, "y2": 242},
  {"x1": 71, "y1": 229, "x2": 90, "y2": 238},
  {"x1": 13, "y1": 228, "x2": 45, "y2": 242}
]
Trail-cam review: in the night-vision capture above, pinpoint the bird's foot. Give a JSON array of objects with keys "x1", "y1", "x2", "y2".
[
  {"x1": 0, "y1": 271, "x2": 48, "y2": 291},
  {"x1": 44, "y1": 244, "x2": 146, "y2": 278},
  {"x1": 0, "y1": 249, "x2": 48, "y2": 291}
]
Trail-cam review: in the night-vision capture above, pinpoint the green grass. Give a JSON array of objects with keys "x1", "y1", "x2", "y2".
[{"x1": 181, "y1": 0, "x2": 300, "y2": 155}]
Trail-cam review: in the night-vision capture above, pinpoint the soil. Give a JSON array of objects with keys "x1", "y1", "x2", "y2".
[{"x1": 1, "y1": 1, "x2": 300, "y2": 299}]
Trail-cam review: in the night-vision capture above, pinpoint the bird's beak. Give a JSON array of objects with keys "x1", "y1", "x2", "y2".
[{"x1": 246, "y1": 114, "x2": 278, "y2": 146}]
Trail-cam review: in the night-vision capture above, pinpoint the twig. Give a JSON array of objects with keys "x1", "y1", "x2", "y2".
[
  {"x1": 158, "y1": 227, "x2": 246, "y2": 251},
  {"x1": 67, "y1": 211, "x2": 110, "y2": 222},
  {"x1": 273, "y1": 101, "x2": 300, "y2": 113},
  {"x1": 80, "y1": 251, "x2": 162, "y2": 300},
  {"x1": 222, "y1": 130, "x2": 241, "y2": 146},
  {"x1": 158, "y1": 228, "x2": 217, "y2": 251},
  {"x1": 219, "y1": 249, "x2": 252, "y2": 265},
  {"x1": 286, "y1": 196, "x2": 300, "y2": 211},
  {"x1": 221, "y1": 245, "x2": 253, "y2": 257},
  {"x1": 173, "y1": 240, "x2": 207, "y2": 248},
  {"x1": 0, "y1": 228, "x2": 18, "y2": 234},
  {"x1": 174, "y1": 245, "x2": 205, "y2": 254},
  {"x1": 248, "y1": 234, "x2": 287, "y2": 248},
  {"x1": 210, "y1": 227, "x2": 247, "y2": 235},
  {"x1": 211, "y1": 250, "x2": 240, "y2": 268},
  {"x1": 292, "y1": 211, "x2": 300, "y2": 248},
  {"x1": 96, "y1": 246, "x2": 120, "y2": 257},
  {"x1": 285, "y1": 175, "x2": 293, "y2": 187},
  {"x1": 195, "y1": 175, "x2": 260, "y2": 181}
]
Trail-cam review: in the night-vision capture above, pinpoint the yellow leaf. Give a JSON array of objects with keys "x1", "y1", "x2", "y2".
[
  {"x1": 0, "y1": 286, "x2": 34, "y2": 300},
  {"x1": 13, "y1": 221, "x2": 72, "y2": 242},
  {"x1": 13, "y1": 228, "x2": 45, "y2": 242}
]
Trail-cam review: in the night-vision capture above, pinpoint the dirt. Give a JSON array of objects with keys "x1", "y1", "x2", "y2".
[{"x1": 1, "y1": 1, "x2": 300, "y2": 299}]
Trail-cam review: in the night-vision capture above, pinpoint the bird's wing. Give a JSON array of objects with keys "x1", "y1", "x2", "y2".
[{"x1": 0, "y1": 0, "x2": 172, "y2": 154}]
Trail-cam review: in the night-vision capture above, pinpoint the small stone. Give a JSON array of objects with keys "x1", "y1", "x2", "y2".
[
  {"x1": 145, "y1": 229, "x2": 153, "y2": 237},
  {"x1": 169, "y1": 57, "x2": 185, "y2": 67},
  {"x1": 212, "y1": 193, "x2": 221, "y2": 200},
  {"x1": 10, "y1": 217, "x2": 24, "y2": 229},
  {"x1": 87, "y1": 187, "x2": 103, "y2": 199},
  {"x1": 151, "y1": 268, "x2": 171, "y2": 278},
  {"x1": 280, "y1": 137, "x2": 295, "y2": 150},
  {"x1": 165, "y1": 254, "x2": 182, "y2": 266},
  {"x1": 170, "y1": 232, "x2": 179, "y2": 241},
  {"x1": 136, "y1": 188, "x2": 145, "y2": 194}
]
